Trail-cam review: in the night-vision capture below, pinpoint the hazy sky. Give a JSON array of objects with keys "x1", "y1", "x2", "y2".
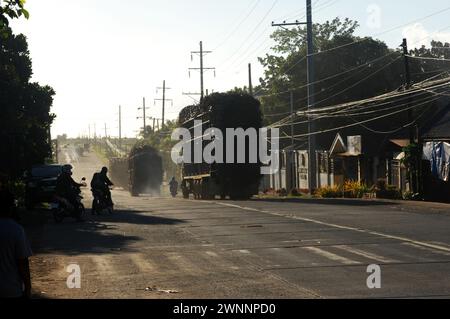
[{"x1": 9, "y1": 0, "x2": 450, "y2": 138}]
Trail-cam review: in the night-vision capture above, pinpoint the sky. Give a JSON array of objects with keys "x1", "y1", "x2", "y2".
[{"x1": 9, "y1": 0, "x2": 450, "y2": 138}]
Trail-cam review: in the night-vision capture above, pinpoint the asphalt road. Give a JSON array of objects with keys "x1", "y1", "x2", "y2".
[{"x1": 29, "y1": 147, "x2": 450, "y2": 299}]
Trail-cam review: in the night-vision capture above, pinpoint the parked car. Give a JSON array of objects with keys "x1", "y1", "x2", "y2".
[{"x1": 24, "y1": 164, "x2": 63, "y2": 210}]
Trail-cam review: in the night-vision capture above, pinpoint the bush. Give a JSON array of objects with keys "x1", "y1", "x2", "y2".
[
  {"x1": 403, "y1": 191, "x2": 415, "y2": 200},
  {"x1": 315, "y1": 186, "x2": 343, "y2": 198},
  {"x1": 289, "y1": 189, "x2": 302, "y2": 197},
  {"x1": 344, "y1": 180, "x2": 370, "y2": 199},
  {"x1": 277, "y1": 188, "x2": 288, "y2": 197},
  {"x1": 377, "y1": 186, "x2": 402, "y2": 200},
  {"x1": 376, "y1": 179, "x2": 387, "y2": 191}
]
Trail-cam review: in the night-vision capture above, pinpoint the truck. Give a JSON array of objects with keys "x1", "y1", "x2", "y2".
[
  {"x1": 178, "y1": 92, "x2": 263, "y2": 200},
  {"x1": 128, "y1": 144, "x2": 163, "y2": 197}
]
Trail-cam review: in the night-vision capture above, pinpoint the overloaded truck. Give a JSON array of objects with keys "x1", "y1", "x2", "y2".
[
  {"x1": 178, "y1": 92, "x2": 263, "y2": 200},
  {"x1": 109, "y1": 157, "x2": 129, "y2": 189},
  {"x1": 128, "y1": 144, "x2": 163, "y2": 197}
]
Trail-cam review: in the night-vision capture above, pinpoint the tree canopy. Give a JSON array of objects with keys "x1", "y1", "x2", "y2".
[
  {"x1": 256, "y1": 17, "x2": 450, "y2": 150},
  {"x1": 1, "y1": 4, "x2": 55, "y2": 179}
]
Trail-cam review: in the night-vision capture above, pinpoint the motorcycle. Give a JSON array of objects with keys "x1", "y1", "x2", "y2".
[
  {"x1": 91, "y1": 187, "x2": 114, "y2": 215},
  {"x1": 170, "y1": 183, "x2": 178, "y2": 198},
  {"x1": 52, "y1": 178, "x2": 87, "y2": 223}
]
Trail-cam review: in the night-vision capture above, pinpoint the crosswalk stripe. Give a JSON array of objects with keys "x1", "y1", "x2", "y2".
[
  {"x1": 402, "y1": 242, "x2": 450, "y2": 257},
  {"x1": 91, "y1": 255, "x2": 116, "y2": 275},
  {"x1": 128, "y1": 254, "x2": 159, "y2": 274},
  {"x1": 336, "y1": 245, "x2": 397, "y2": 263},
  {"x1": 303, "y1": 246, "x2": 360, "y2": 265}
]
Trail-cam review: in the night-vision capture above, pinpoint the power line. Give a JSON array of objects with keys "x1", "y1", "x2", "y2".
[
  {"x1": 406, "y1": 55, "x2": 450, "y2": 62},
  {"x1": 189, "y1": 41, "x2": 216, "y2": 101},
  {"x1": 154, "y1": 80, "x2": 173, "y2": 130},
  {"x1": 276, "y1": 95, "x2": 443, "y2": 139},
  {"x1": 308, "y1": 5, "x2": 450, "y2": 58},
  {"x1": 258, "y1": 50, "x2": 400, "y2": 98},
  {"x1": 218, "y1": 0, "x2": 279, "y2": 68},
  {"x1": 213, "y1": 0, "x2": 262, "y2": 51},
  {"x1": 269, "y1": 77, "x2": 450, "y2": 128},
  {"x1": 255, "y1": 8, "x2": 450, "y2": 97}
]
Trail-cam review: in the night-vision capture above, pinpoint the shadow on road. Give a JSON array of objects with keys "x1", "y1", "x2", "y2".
[{"x1": 33, "y1": 209, "x2": 186, "y2": 255}]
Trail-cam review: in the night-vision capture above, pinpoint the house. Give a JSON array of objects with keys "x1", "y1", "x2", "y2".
[{"x1": 265, "y1": 90, "x2": 450, "y2": 196}]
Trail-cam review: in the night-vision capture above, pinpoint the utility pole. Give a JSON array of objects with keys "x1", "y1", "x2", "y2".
[
  {"x1": 272, "y1": 0, "x2": 316, "y2": 193},
  {"x1": 189, "y1": 41, "x2": 216, "y2": 101},
  {"x1": 155, "y1": 81, "x2": 172, "y2": 130},
  {"x1": 137, "y1": 97, "x2": 151, "y2": 138},
  {"x1": 401, "y1": 38, "x2": 420, "y2": 194},
  {"x1": 401, "y1": 38, "x2": 414, "y2": 144},
  {"x1": 104, "y1": 123, "x2": 107, "y2": 139},
  {"x1": 248, "y1": 63, "x2": 253, "y2": 96},
  {"x1": 290, "y1": 91, "x2": 295, "y2": 148},
  {"x1": 118, "y1": 105, "x2": 122, "y2": 148}
]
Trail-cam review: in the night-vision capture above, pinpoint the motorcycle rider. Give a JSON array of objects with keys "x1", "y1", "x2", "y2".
[
  {"x1": 55, "y1": 164, "x2": 84, "y2": 221},
  {"x1": 169, "y1": 177, "x2": 178, "y2": 197},
  {"x1": 91, "y1": 167, "x2": 114, "y2": 209}
]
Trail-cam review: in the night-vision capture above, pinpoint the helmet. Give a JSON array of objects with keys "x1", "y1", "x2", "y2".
[{"x1": 62, "y1": 164, "x2": 73, "y2": 173}]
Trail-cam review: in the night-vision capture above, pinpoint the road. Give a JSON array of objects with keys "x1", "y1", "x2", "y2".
[{"x1": 29, "y1": 146, "x2": 450, "y2": 299}]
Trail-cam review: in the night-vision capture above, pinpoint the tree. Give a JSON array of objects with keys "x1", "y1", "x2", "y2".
[
  {"x1": 0, "y1": 13, "x2": 55, "y2": 179},
  {"x1": 0, "y1": 0, "x2": 29, "y2": 37},
  {"x1": 257, "y1": 17, "x2": 447, "y2": 150}
]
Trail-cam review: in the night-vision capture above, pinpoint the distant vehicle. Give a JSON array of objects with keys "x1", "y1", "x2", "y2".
[
  {"x1": 128, "y1": 145, "x2": 163, "y2": 197},
  {"x1": 170, "y1": 181, "x2": 178, "y2": 198},
  {"x1": 24, "y1": 165, "x2": 63, "y2": 210},
  {"x1": 179, "y1": 92, "x2": 263, "y2": 200}
]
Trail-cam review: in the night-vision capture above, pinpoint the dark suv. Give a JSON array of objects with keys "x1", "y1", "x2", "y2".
[{"x1": 24, "y1": 165, "x2": 63, "y2": 210}]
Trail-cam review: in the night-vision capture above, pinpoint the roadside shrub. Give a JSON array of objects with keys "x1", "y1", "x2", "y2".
[
  {"x1": 315, "y1": 186, "x2": 343, "y2": 198},
  {"x1": 377, "y1": 185, "x2": 402, "y2": 200},
  {"x1": 344, "y1": 180, "x2": 370, "y2": 199},
  {"x1": 403, "y1": 191, "x2": 415, "y2": 200},
  {"x1": 289, "y1": 188, "x2": 301, "y2": 197},
  {"x1": 376, "y1": 179, "x2": 387, "y2": 191},
  {"x1": 277, "y1": 188, "x2": 288, "y2": 197}
]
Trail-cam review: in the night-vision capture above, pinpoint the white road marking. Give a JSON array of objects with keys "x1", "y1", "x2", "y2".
[
  {"x1": 336, "y1": 245, "x2": 397, "y2": 263},
  {"x1": 303, "y1": 246, "x2": 360, "y2": 265},
  {"x1": 214, "y1": 202, "x2": 450, "y2": 254},
  {"x1": 166, "y1": 253, "x2": 203, "y2": 274},
  {"x1": 402, "y1": 242, "x2": 450, "y2": 257},
  {"x1": 128, "y1": 254, "x2": 158, "y2": 274},
  {"x1": 91, "y1": 255, "x2": 115, "y2": 275},
  {"x1": 206, "y1": 251, "x2": 219, "y2": 258}
]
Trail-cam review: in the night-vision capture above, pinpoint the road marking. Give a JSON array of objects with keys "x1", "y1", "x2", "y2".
[
  {"x1": 205, "y1": 251, "x2": 219, "y2": 258},
  {"x1": 402, "y1": 242, "x2": 450, "y2": 257},
  {"x1": 91, "y1": 255, "x2": 115, "y2": 275},
  {"x1": 128, "y1": 254, "x2": 158, "y2": 274},
  {"x1": 214, "y1": 202, "x2": 450, "y2": 254},
  {"x1": 166, "y1": 253, "x2": 203, "y2": 274},
  {"x1": 303, "y1": 246, "x2": 360, "y2": 265},
  {"x1": 335, "y1": 245, "x2": 397, "y2": 263}
]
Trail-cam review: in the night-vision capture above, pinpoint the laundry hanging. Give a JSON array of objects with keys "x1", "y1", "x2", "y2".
[{"x1": 423, "y1": 142, "x2": 450, "y2": 181}]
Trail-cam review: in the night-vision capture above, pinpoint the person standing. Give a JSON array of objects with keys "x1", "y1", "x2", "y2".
[{"x1": 0, "y1": 189, "x2": 33, "y2": 299}]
